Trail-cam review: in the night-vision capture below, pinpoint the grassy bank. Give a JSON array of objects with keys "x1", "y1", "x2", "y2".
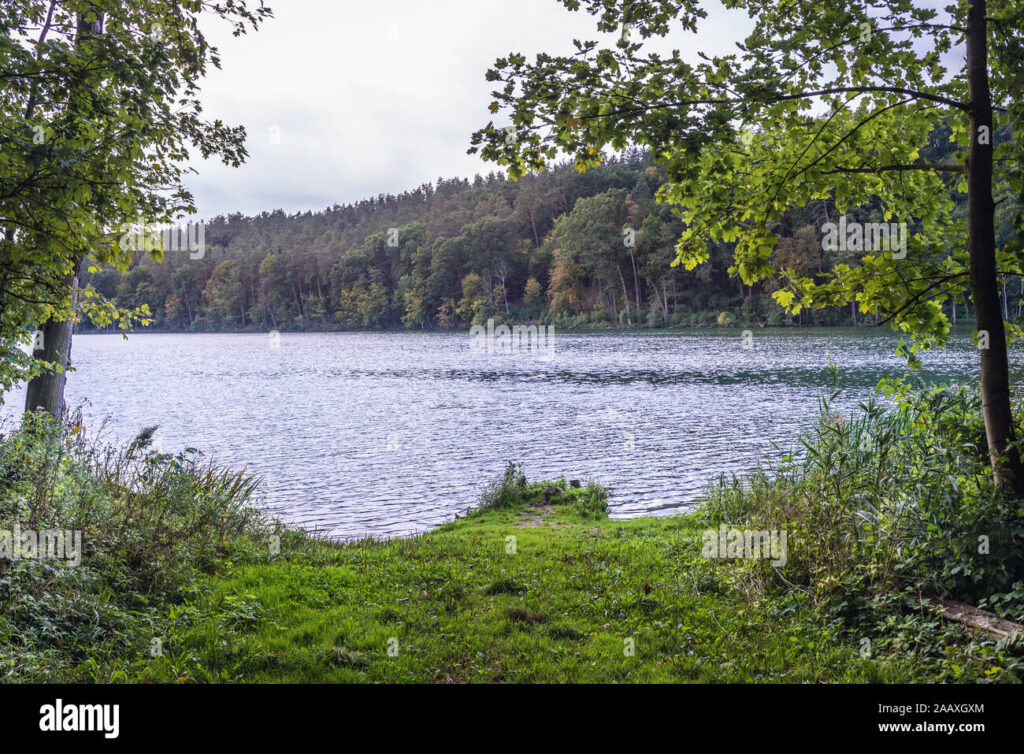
[
  {"x1": 122, "y1": 481, "x2": 1020, "y2": 683},
  {"x1": 2, "y1": 386, "x2": 1023, "y2": 683}
]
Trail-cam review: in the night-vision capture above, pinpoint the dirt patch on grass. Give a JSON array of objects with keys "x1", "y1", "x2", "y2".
[{"x1": 516, "y1": 505, "x2": 553, "y2": 527}]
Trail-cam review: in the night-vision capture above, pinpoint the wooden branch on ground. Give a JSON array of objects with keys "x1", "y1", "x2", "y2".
[{"x1": 924, "y1": 599, "x2": 1024, "y2": 641}]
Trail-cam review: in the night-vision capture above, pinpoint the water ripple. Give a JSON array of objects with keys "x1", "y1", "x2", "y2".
[{"x1": 2, "y1": 328, "x2": 1017, "y2": 537}]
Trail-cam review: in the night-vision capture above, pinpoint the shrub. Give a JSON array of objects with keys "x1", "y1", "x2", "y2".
[
  {"x1": 477, "y1": 461, "x2": 527, "y2": 511},
  {"x1": 695, "y1": 378, "x2": 1024, "y2": 626},
  {"x1": 0, "y1": 412, "x2": 270, "y2": 681},
  {"x1": 570, "y1": 481, "x2": 609, "y2": 519}
]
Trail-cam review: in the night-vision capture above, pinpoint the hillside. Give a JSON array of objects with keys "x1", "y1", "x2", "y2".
[{"x1": 87, "y1": 128, "x2": 1020, "y2": 335}]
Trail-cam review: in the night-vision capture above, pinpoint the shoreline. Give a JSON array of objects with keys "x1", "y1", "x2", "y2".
[
  {"x1": 114, "y1": 480, "x2": 1009, "y2": 683},
  {"x1": 2, "y1": 410, "x2": 1019, "y2": 684},
  {"x1": 73, "y1": 321, "x2": 984, "y2": 337}
]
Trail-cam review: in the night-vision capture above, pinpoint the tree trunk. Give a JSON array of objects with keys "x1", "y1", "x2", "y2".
[
  {"x1": 496, "y1": 260, "x2": 511, "y2": 314},
  {"x1": 25, "y1": 264, "x2": 82, "y2": 418},
  {"x1": 23, "y1": 10, "x2": 101, "y2": 418},
  {"x1": 605, "y1": 281, "x2": 618, "y2": 326},
  {"x1": 630, "y1": 252, "x2": 641, "y2": 314},
  {"x1": 527, "y1": 203, "x2": 540, "y2": 247},
  {"x1": 617, "y1": 266, "x2": 632, "y2": 326},
  {"x1": 966, "y1": 0, "x2": 1023, "y2": 493},
  {"x1": 650, "y1": 280, "x2": 668, "y2": 325}
]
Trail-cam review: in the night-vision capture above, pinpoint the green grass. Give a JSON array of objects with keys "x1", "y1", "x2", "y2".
[
  {"x1": 3, "y1": 404, "x2": 1022, "y2": 684},
  {"x1": 119, "y1": 485, "x2": 1017, "y2": 684}
]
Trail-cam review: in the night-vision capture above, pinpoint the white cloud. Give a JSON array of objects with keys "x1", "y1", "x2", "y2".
[{"x1": 187, "y1": 0, "x2": 749, "y2": 219}]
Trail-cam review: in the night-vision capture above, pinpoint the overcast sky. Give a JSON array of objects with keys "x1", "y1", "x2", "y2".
[{"x1": 187, "y1": 0, "x2": 751, "y2": 220}]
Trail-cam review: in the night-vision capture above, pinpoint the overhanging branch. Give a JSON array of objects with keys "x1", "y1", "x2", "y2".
[{"x1": 821, "y1": 163, "x2": 967, "y2": 175}]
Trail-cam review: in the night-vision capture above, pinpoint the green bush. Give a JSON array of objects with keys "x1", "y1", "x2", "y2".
[
  {"x1": 695, "y1": 378, "x2": 1024, "y2": 628},
  {"x1": 0, "y1": 412, "x2": 271, "y2": 681},
  {"x1": 475, "y1": 464, "x2": 609, "y2": 520},
  {"x1": 477, "y1": 461, "x2": 527, "y2": 510},
  {"x1": 569, "y1": 481, "x2": 609, "y2": 518}
]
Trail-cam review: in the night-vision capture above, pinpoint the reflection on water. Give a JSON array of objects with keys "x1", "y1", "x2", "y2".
[{"x1": 3, "y1": 328, "x2": 1016, "y2": 538}]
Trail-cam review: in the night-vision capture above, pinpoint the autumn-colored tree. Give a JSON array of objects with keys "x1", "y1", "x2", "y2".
[{"x1": 547, "y1": 248, "x2": 587, "y2": 316}]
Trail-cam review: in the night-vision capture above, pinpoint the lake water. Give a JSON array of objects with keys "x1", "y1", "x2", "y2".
[{"x1": 2, "y1": 328, "x2": 1015, "y2": 538}]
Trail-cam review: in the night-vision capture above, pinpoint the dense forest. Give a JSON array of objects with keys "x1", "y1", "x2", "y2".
[{"x1": 88, "y1": 134, "x2": 1021, "y2": 334}]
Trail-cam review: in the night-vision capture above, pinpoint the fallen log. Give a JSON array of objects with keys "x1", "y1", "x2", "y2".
[{"x1": 925, "y1": 599, "x2": 1024, "y2": 641}]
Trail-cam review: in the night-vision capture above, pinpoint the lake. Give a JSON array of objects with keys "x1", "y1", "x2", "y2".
[{"x1": 2, "y1": 328, "x2": 1014, "y2": 538}]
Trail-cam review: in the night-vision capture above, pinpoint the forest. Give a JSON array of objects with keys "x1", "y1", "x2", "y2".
[
  {"x1": 89, "y1": 126, "x2": 1021, "y2": 335},
  {"x1": 6, "y1": 0, "x2": 1024, "y2": 703}
]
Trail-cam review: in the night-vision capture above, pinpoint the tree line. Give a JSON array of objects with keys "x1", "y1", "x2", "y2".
[{"x1": 89, "y1": 135, "x2": 1016, "y2": 335}]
